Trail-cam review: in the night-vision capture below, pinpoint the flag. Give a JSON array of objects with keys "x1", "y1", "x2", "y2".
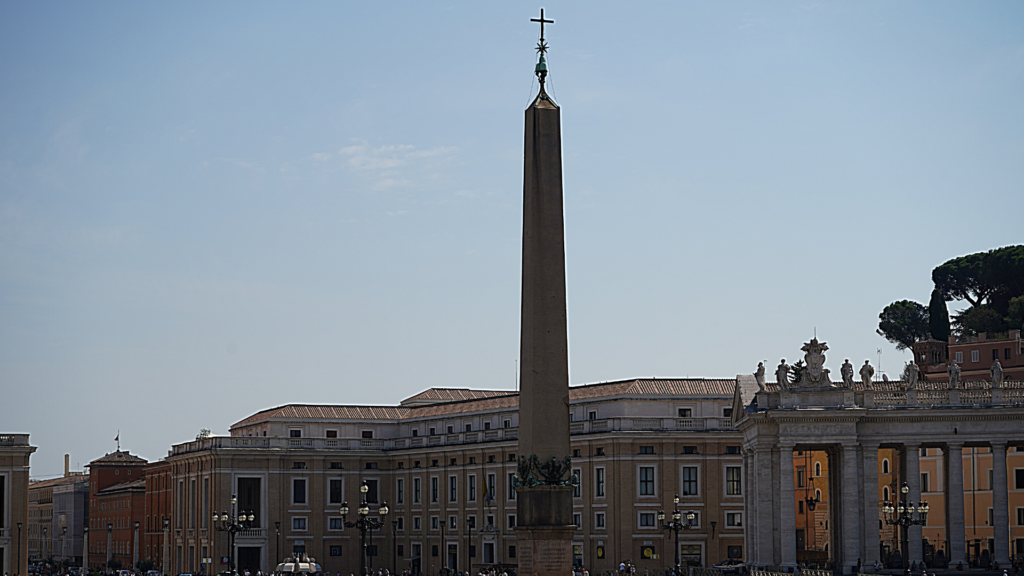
[
  {"x1": 115, "y1": 431, "x2": 119, "y2": 442},
  {"x1": 484, "y1": 486, "x2": 494, "y2": 505}
]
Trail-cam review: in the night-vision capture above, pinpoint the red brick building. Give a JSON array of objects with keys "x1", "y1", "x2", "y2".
[
  {"x1": 913, "y1": 329, "x2": 1023, "y2": 382},
  {"x1": 143, "y1": 461, "x2": 172, "y2": 573},
  {"x1": 86, "y1": 451, "x2": 148, "y2": 570}
]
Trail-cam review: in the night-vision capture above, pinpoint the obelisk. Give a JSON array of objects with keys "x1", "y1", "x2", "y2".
[{"x1": 515, "y1": 10, "x2": 576, "y2": 576}]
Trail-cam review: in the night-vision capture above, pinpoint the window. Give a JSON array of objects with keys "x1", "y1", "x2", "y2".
[
  {"x1": 467, "y1": 515, "x2": 476, "y2": 529},
  {"x1": 972, "y1": 350, "x2": 980, "y2": 363},
  {"x1": 508, "y1": 546, "x2": 516, "y2": 558},
  {"x1": 329, "y1": 518, "x2": 343, "y2": 530},
  {"x1": 504, "y1": 420, "x2": 511, "y2": 428},
  {"x1": 723, "y1": 408, "x2": 733, "y2": 418},
  {"x1": 330, "y1": 462, "x2": 343, "y2": 470},
  {"x1": 397, "y1": 517, "x2": 404, "y2": 530},
  {"x1": 396, "y1": 479, "x2": 404, "y2": 504},
  {"x1": 414, "y1": 477, "x2": 422, "y2": 503},
  {"x1": 678, "y1": 408, "x2": 692, "y2": 418},
  {"x1": 289, "y1": 429, "x2": 302, "y2": 438},
  {"x1": 725, "y1": 446, "x2": 741, "y2": 454},
  {"x1": 726, "y1": 466, "x2": 742, "y2": 496},
  {"x1": 364, "y1": 479, "x2": 379, "y2": 503},
  {"x1": 329, "y1": 479, "x2": 343, "y2": 504},
  {"x1": 726, "y1": 512, "x2": 742, "y2": 527},
  {"x1": 595, "y1": 447, "x2": 605, "y2": 456},
  {"x1": 507, "y1": 514, "x2": 517, "y2": 529},
  {"x1": 1007, "y1": 348, "x2": 1012, "y2": 360},
  {"x1": 292, "y1": 517, "x2": 307, "y2": 531},
  {"x1": 595, "y1": 512, "x2": 606, "y2": 528},
  {"x1": 413, "y1": 516, "x2": 421, "y2": 530},
  {"x1": 508, "y1": 473, "x2": 517, "y2": 500},
  {"x1": 639, "y1": 446, "x2": 654, "y2": 455},
  {"x1": 639, "y1": 512, "x2": 656, "y2": 527},
  {"x1": 797, "y1": 468, "x2": 805, "y2": 488},
  {"x1": 431, "y1": 477, "x2": 439, "y2": 503},
  {"x1": 484, "y1": 422, "x2": 491, "y2": 430},
  {"x1": 883, "y1": 486, "x2": 890, "y2": 501},
  {"x1": 921, "y1": 472, "x2": 930, "y2": 493},
  {"x1": 293, "y1": 479, "x2": 307, "y2": 505},
  {"x1": 573, "y1": 469, "x2": 582, "y2": 498},
  {"x1": 449, "y1": 516, "x2": 457, "y2": 530},
  {"x1": 639, "y1": 466, "x2": 655, "y2": 496},
  {"x1": 466, "y1": 424, "x2": 472, "y2": 432},
  {"x1": 468, "y1": 475, "x2": 476, "y2": 501},
  {"x1": 469, "y1": 457, "x2": 475, "y2": 464},
  {"x1": 682, "y1": 466, "x2": 698, "y2": 496},
  {"x1": 588, "y1": 411, "x2": 597, "y2": 420},
  {"x1": 595, "y1": 467, "x2": 606, "y2": 497},
  {"x1": 450, "y1": 458, "x2": 457, "y2": 466},
  {"x1": 429, "y1": 427, "x2": 436, "y2": 435},
  {"x1": 955, "y1": 351, "x2": 963, "y2": 363},
  {"x1": 326, "y1": 430, "x2": 338, "y2": 438},
  {"x1": 815, "y1": 462, "x2": 822, "y2": 476},
  {"x1": 682, "y1": 446, "x2": 698, "y2": 454},
  {"x1": 447, "y1": 426, "x2": 454, "y2": 434},
  {"x1": 412, "y1": 429, "x2": 418, "y2": 437},
  {"x1": 398, "y1": 545, "x2": 404, "y2": 557},
  {"x1": 572, "y1": 449, "x2": 581, "y2": 457},
  {"x1": 882, "y1": 459, "x2": 890, "y2": 474},
  {"x1": 994, "y1": 349, "x2": 1000, "y2": 361},
  {"x1": 330, "y1": 546, "x2": 342, "y2": 557},
  {"x1": 431, "y1": 516, "x2": 439, "y2": 530},
  {"x1": 488, "y1": 473, "x2": 496, "y2": 502},
  {"x1": 508, "y1": 453, "x2": 516, "y2": 462},
  {"x1": 432, "y1": 546, "x2": 438, "y2": 557},
  {"x1": 573, "y1": 513, "x2": 581, "y2": 528},
  {"x1": 365, "y1": 462, "x2": 378, "y2": 470},
  {"x1": 1017, "y1": 508, "x2": 1024, "y2": 526},
  {"x1": 449, "y1": 476, "x2": 458, "y2": 502},
  {"x1": 799, "y1": 500, "x2": 804, "y2": 514},
  {"x1": 1016, "y1": 469, "x2": 1024, "y2": 490}
]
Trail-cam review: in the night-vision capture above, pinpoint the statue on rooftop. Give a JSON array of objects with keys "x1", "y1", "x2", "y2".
[
  {"x1": 860, "y1": 360, "x2": 875, "y2": 389},
  {"x1": 947, "y1": 361, "x2": 961, "y2": 388},
  {"x1": 776, "y1": 359, "x2": 790, "y2": 390},
  {"x1": 907, "y1": 360, "x2": 920, "y2": 389},
  {"x1": 754, "y1": 362, "x2": 766, "y2": 392},
  {"x1": 991, "y1": 359, "x2": 1004, "y2": 387},
  {"x1": 797, "y1": 338, "x2": 832, "y2": 387},
  {"x1": 841, "y1": 359, "x2": 855, "y2": 387}
]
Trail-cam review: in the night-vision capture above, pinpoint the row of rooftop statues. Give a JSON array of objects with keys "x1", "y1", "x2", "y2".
[{"x1": 752, "y1": 338, "x2": 1008, "y2": 392}]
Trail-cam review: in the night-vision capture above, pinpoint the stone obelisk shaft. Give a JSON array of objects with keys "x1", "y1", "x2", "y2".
[{"x1": 516, "y1": 92, "x2": 574, "y2": 576}]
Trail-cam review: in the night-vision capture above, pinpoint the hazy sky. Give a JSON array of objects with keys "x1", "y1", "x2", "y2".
[{"x1": 2, "y1": 2, "x2": 1022, "y2": 479}]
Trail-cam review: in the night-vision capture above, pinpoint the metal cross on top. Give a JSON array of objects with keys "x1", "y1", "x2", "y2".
[{"x1": 531, "y1": 8, "x2": 554, "y2": 42}]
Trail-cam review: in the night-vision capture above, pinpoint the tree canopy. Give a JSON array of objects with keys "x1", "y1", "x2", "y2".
[
  {"x1": 877, "y1": 300, "x2": 929, "y2": 351},
  {"x1": 928, "y1": 288, "x2": 950, "y2": 342}
]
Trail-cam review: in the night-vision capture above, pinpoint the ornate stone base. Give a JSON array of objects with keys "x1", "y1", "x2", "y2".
[{"x1": 514, "y1": 526, "x2": 576, "y2": 576}]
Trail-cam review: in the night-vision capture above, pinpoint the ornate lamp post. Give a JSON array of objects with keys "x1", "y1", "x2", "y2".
[
  {"x1": 106, "y1": 523, "x2": 113, "y2": 570},
  {"x1": 43, "y1": 527, "x2": 48, "y2": 564},
  {"x1": 658, "y1": 495, "x2": 696, "y2": 575},
  {"x1": 212, "y1": 494, "x2": 255, "y2": 576},
  {"x1": 82, "y1": 526, "x2": 89, "y2": 573},
  {"x1": 340, "y1": 481, "x2": 389, "y2": 576},
  {"x1": 162, "y1": 518, "x2": 170, "y2": 575},
  {"x1": 133, "y1": 521, "x2": 140, "y2": 571},
  {"x1": 882, "y1": 481, "x2": 929, "y2": 567}
]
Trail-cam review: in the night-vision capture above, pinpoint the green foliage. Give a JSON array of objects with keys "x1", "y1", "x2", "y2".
[
  {"x1": 954, "y1": 306, "x2": 1005, "y2": 336},
  {"x1": 1007, "y1": 296, "x2": 1024, "y2": 330},
  {"x1": 107, "y1": 559, "x2": 123, "y2": 570},
  {"x1": 928, "y1": 289, "x2": 950, "y2": 341},
  {"x1": 933, "y1": 252, "x2": 992, "y2": 307},
  {"x1": 877, "y1": 300, "x2": 929, "y2": 350},
  {"x1": 196, "y1": 428, "x2": 212, "y2": 440},
  {"x1": 789, "y1": 360, "x2": 806, "y2": 384}
]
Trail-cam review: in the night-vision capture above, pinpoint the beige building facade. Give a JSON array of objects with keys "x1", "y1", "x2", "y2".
[
  {"x1": 166, "y1": 380, "x2": 746, "y2": 576},
  {"x1": 1, "y1": 434, "x2": 37, "y2": 576}
]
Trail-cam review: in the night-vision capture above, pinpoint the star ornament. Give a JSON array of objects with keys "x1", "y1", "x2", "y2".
[{"x1": 535, "y1": 40, "x2": 549, "y2": 54}]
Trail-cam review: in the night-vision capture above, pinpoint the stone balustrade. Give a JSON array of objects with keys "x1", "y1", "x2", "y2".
[{"x1": 0, "y1": 433, "x2": 30, "y2": 445}]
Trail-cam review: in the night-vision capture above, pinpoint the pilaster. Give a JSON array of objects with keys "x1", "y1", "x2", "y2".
[
  {"x1": 905, "y1": 444, "x2": 922, "y2": 566},
  {"x1": 861, "y1": 443, "x2": 881, "y2": 568},
  {"x1": 991, "y1": 443, "x2": 1010, "y2": 565},
  {"x1": 779, "y1": 443, "x2": 797, "y2": 569}
]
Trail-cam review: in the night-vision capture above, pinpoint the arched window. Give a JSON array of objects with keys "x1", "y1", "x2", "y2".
[
  {"x1": 882, "y1": 458, "x2": 890, "y2": 474},
  {"x1": 815, "y1": 489, "x2": 822, "y2": 502},
  {"x1": 883, "y1": 486, "x2": 890, "y2": 501},
  {"x1": 815, "y1": 462, "x2": 821, "y2": 476}
]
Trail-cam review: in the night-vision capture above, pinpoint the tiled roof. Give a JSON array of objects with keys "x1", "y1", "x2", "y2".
[
  {"x1": 88, "y1": 450, "x2": 148, "y2": 467},
  {"x1": 400, "y1": 388, "x2": 516, "y2": 406},
  {"x1": 231, "y1": 378, "x2": 736, "y2": 429},
  {"x1": 29, "y1": 475, "x2": 85, "y2": 489},
  {"x1": 96, "y1": 478, "x2": 146, "y2": 495}
]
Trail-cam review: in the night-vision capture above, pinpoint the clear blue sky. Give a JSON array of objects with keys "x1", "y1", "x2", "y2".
[{"x1": 2, "y1": 2, "x2": 1022, "y2": 478}]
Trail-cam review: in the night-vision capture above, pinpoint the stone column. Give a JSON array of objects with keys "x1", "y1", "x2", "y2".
[
  {"x1": 755, "y1": 446, "x2": 775, "y2": 568},
  {"x1": 743, "y1": 448, "x2": 757, "y2": 566},
  {"x1": 905, "y1": 444, "x2": 922, "y2": 566},
  {"x1": 841, "y1": 444, "x2": 863, "y2": 573},
  {"x1": 779, "y1": 444, "x2": 797, "y2": 569},
  {"x1": 861, "y1": 443, "x2": 881, "y2": 569},
  {"x1": 945, "y1": 443, "x2": 966, "y2": 566},
  {"x1": 992, "y1": 443, "x2": 1010, "y2": 565}
]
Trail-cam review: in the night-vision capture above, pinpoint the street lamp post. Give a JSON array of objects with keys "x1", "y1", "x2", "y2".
[
  {"x1": 212, "y1": 494, "x2": 256, "y2": 576},
  {"x1": 658, "y1": 495, "x2": 697, "y2": 575},
  {"x1": 83, "y1": 527, "x2": 89, "y2": 572},
  {"x1": 43, "y1": 527, "x2": 48, "y2": 565},
  {"x1": 17, "y1": 522, "x2": 23, "y2": 576},
  {"x1": 162, "y1": 518, "x2": 170, "y2": 575},
  {"x1": 882, "y1": 481, "x2": 929, "y2": 568},
  {"x1": 275, "y1": 522, "x2": 281, "y2": 566},
  {"x1": 340, "y1": 481, "x2": 390, "y2": 576},
  {"x1": 61, "y1": 526, "x2": 67, "y2": 564},
  {"x1": 107, "y1": 523, "x2": 113, "y2": 570},
  {"x1": 392, "y1": 521, "x2": 399, "y2": 576}
]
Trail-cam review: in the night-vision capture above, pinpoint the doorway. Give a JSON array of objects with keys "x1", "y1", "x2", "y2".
[
  {"x1": 238, "y1": 547, "x2": 261, "y2": 575},
  {"x1": 447, "y1": 544, "x2": 458, "y2": 571}
]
